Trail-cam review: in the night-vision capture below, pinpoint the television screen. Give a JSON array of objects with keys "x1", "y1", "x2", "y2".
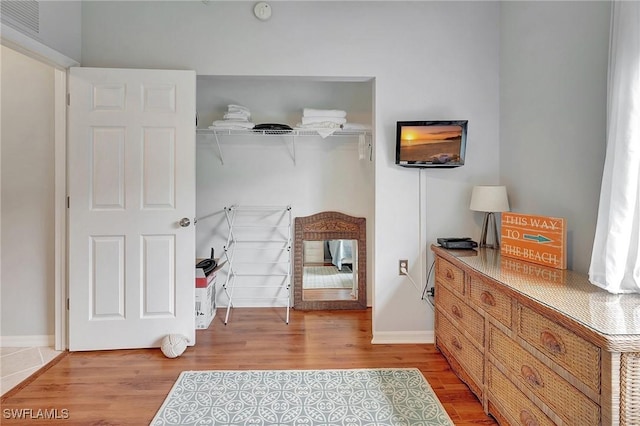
[{"x1": 395, "y1": 120, "x2": 468, "y2": 168}]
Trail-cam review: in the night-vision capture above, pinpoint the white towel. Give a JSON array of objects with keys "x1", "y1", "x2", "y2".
[
  {"x1": 359, "y1": 134, "x2": 366, "y2": 160},
  {"x1": 301, "y1": 116, "x2": 347, "y2": 126},
  {"x1": 227, "y1": 104, "x2": 250, "y2": 114},
  {"x1": 303, "y1": 108, "x2": 347, "y2": 118},
  {"x1": 294, "y1": 122, "x2": 342, "y2": 139},
  {"x1": 342, "y1": 123, "x2": 372, "y2": 131},
  {"x1": 315, "y1": 128, "x2": 340, "y2": 138},
  {"x1": 295, "y1": 122, "x2": 343, "y2": 129},
  {"x1": 223, "y1": 112, "x2": 251, "y2": 120},
  {"x1": 210, "y1": 120, "x2": 255, "y2": 129}
]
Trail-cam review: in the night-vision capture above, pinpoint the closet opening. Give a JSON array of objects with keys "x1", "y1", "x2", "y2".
[{"x1": 194, "y1": 75, "x2": 375, "y2": 315}]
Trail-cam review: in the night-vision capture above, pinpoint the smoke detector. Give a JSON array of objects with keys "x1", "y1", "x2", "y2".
[{"x1": 254, "y1": 2, "x2": 272, "y2": 21}]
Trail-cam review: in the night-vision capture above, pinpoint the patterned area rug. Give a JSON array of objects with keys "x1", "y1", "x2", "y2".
[
  {"x1": 303, "y1": 266, "x2": 354, "y2": 289},
  {"x1": 151, "y1": 368, "x2": 453, "y2": 425}
]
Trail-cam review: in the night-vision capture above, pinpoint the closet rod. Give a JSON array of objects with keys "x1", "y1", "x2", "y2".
[
  {"x1": 227, "y1": 205, "x2": 291, "y2": 212},
  {"x1": 224, "y1": 286, "x2": 290, "y2": 290},
  {"x1": 231, "y1": 239, "x2": 290, "y2": 244},
  {"x1": 224, "y1": 296, "x2": 289, "y2": 300},
  {"x1": 230, "y1": 246, "x2": 290, "y2": 251},
  {"x1": 230, "y1": 224, "x2": 290, "y2": 229},
  {"x1": 233, "y1": 273, "x2": 290, "y2": 277}
]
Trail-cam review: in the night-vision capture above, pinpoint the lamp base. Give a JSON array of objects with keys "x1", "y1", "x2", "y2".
[{"x1": 479, "y1": 212, "x2": 500, "y2": 249}]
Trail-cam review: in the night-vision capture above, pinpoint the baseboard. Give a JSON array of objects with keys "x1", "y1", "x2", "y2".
[
  {"x1": 371, "y1": 330, "x2": 434, "y2": 344},
  {"x1": 0, "y1": 335, "x2": 54, "y2": 347}
]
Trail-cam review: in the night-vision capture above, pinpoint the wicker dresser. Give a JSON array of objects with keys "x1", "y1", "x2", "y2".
[{"x1": 432, "y1": 245, "x2": 640, "y2": 425}]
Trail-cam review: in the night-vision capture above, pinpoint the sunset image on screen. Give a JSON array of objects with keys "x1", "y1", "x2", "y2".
[{"x1": 400, "y1": 125, "x2": 462, "y2": 163}]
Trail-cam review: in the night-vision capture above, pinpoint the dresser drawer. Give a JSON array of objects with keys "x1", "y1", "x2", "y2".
[
  {"x1": 436, "y1": 284, "x2": 484, "y2": 347},
  {"x1": 487, "y1": 362, "x2": 555, "y2": 426},
  {"x1": 437, "y1": 310, "x2": 484, "y2": 387},
  {"x1": 518, "y1": 305, "x2": 600, "y2": 392},
  {"x1": 489, "y1": 325, "x2": 600, "y2": 425},
  {"x1": 436, "y1": 257, "x2": 465, "y2": 295},
  {"x1": 469, "y1": 275, "x2": 512, "y2": 328}
]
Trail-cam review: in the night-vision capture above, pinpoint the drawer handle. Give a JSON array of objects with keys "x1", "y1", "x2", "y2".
[
  {"x1": 521, "y1": 364, "x2": 544, "y2": 388},
  {"x1": 451, "y1": 304, "x2": 463, "y2": 319},
  {"x1": 540, "y1": 330, "x2": 565, "y2": 355},
  {"x1": 480, "y1": 291, "x2": 496, "y2": 307},
  {"x1": 451, "y1": 336, "x2": 463, "y2": 351},
  {"x1": 519, "y1": 409, "x2": 540, "y2": 426},
  {"x1": 445, "y1": 268, "x2": 454, "y2": 280}
]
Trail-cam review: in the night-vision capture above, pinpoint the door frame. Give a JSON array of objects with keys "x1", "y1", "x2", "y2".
[
  {"x1": 53, "y1": 68, "x2": 67, "y2": 351},
  {"x1": 1, "y1": 25, "x2": 78, "y2": 350}
]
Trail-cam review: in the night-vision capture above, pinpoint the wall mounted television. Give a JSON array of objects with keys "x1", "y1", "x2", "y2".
[{"x1": 395, "y1": 120, "x2": 468, "y2": 168}]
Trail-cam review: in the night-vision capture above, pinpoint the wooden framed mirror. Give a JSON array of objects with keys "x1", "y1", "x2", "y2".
[{"x1": 293, "y1": 211, "x2": 366, "y2": 310}]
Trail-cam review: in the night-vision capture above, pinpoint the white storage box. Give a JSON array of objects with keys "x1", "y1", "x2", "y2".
[{"x1": 195, "y1": 271, "x2": 216, "y2": 329}]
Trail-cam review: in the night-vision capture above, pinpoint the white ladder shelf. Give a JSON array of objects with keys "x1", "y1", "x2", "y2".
[{"x1": 222, "y1": 205, "x2": 292, "y2": 324}]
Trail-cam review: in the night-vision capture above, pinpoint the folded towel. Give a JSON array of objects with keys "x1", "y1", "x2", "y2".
[
  {"x1": 223, "y1": 112, "x2": 251, "y2": 120},
  {"x1": 227, "y1": 104, "x2": 250, "y2": 113},
  {"x1": 303, "y1": 108, "x2": 347, "y2": 118},
  {"x1": 295, "y1": 122, "x2": 343, "y2": 129},
  {"x1": 359, "y1": 134, "x2": 366, "y2": 160},
  {"x1": 293, "y1": 124, "x2": 339, "y2": 139},
  {"x1": 301, "y1": 116, "x2": 347, "y2": 126},
  {"x1": 315, "y1": 128, "x2": 340, "y2": 138},
  {"x1": 210, "y1": 120, "x2": 255, "y2": 129},
  {"x1": 342, "y1": 123, "x2": 372, "y2": 131}
]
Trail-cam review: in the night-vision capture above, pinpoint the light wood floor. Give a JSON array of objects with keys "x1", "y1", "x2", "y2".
[
  {"x1": 1, "y1": 308, "x2": 497, "y2": 425},
  {"x1": 302, "y1": 288, "x2": 354, "y2": 301}
]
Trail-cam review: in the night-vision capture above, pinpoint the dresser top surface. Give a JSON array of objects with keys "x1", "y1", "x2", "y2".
[{"x1": 433, "y1": 246, "x2": 640, "y2": 337}]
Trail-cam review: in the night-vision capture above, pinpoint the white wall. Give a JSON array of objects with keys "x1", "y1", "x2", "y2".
[
  {"x1": 38, "y1": 1, "x2": 82, "y2": 62},
  {"x1": 0, "y1": 45, "x2": 55, "y2": 343},
  {"x1": 80, "y1": 1, "x2": 501, "y2": 341},
  {"x1": 500, "y1": 1, "x2": 610, "y2": 273},
  {"x1": 0, "y1": 1, "x2": 82, "y2": 64}
]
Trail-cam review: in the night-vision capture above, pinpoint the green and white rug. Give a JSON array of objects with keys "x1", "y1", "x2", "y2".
[{"x1": 151, "y1": 368, "x2": 453, "y2": 425}]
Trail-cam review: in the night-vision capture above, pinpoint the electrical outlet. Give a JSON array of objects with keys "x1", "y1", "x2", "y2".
[{"x1": 399, "y1": 260, "x2": 408, "y2": 275}]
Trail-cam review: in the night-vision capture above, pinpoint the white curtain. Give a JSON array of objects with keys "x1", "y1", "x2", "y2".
[{"x1": 589, "y1": 1, "x2": 640, "y2": 293}]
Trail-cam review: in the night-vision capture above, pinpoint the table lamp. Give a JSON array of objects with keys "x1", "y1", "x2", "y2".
[{"x1": 470, "y1": 185, "x2": 510, "y2": 249}]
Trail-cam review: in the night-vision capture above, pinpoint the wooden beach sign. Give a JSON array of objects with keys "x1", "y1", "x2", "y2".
[{"x1": 500, "y1": 212, "x2": 567, "y2": 269}]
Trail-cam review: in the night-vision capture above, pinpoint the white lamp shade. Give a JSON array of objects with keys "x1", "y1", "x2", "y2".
[{"x1": 470, "y1": 185, "x2": 510, "y2": 212}]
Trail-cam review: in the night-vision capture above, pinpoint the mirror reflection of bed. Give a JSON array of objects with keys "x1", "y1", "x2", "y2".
[{"x1": 302, "y1": 240, "x2": 357, "y2": 302}]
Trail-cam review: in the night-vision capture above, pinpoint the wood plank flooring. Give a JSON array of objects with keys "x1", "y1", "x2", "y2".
[
  {"x1": 0, "y1": 308, "x2": 497, "y2": 425},
  {"x1": 302, "y1": 288, "x2": 354, "y2": 301}
]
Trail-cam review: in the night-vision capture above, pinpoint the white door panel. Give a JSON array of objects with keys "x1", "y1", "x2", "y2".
[{"x1": 68, "y1": 67, "x2": 195, "y2": 351}]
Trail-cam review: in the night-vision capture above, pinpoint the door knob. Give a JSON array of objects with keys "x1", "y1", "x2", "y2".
[{"x1": 179, "y1": 218, "x2": 191, "y2": 227}]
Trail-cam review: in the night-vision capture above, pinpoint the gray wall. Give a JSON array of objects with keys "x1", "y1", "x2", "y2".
[
  {"x1": 80, "y1": 1, "x2": 502, "y2": 341},
  {"x1": 0, "y1": 0, "x2": 613, "y2": 341},
  {"x1": 0, "y1": 1, "x2": 81, "y2": 62},
  {"x1": 37, "y1": 1, "x2": 82, "y2": 61},
  {"x1": 500, "y1": 1, "x2": 610, "y2": 273}
]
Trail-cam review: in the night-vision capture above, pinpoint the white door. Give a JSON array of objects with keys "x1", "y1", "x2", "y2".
[{"x1": 68, "y1": 68, "x2": 196, "y2": 351}]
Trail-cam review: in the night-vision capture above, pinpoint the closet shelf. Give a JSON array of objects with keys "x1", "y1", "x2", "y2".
[
  {"x1": 197, "y1": 128, "x2": 371, "y2": 137},
  {"x1": 197, "y1": 128, "x2": 373, "y2": 165}
]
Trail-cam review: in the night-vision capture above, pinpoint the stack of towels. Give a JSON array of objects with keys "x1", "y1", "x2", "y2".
[
  {"x1": 297, "y1": 108, "x2": 346, "y2": 129},
  {"x1": 296, "y1": 108, "x2": 348, "y2": 138},
  {"x1": 209, "y1": 104, "x2": 255, "y2": 130}
]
